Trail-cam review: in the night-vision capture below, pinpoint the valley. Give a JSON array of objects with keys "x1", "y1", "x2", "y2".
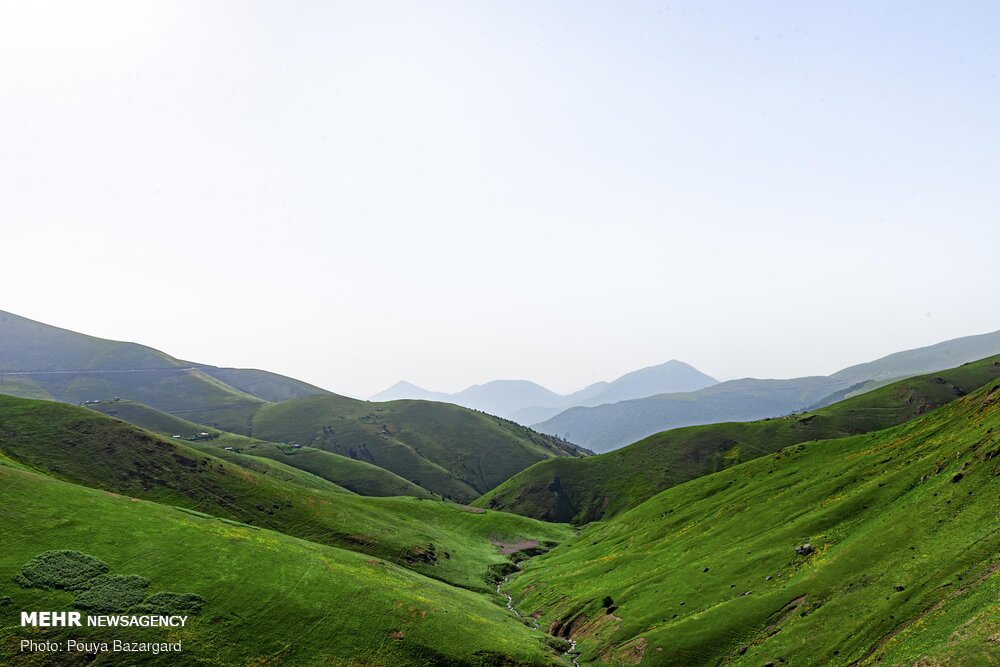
[{"x1": 2, "y1": 311, "x2": 999, "y2": 665}]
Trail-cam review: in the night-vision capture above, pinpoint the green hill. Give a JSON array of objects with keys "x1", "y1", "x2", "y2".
[
  {"x1": 0, "y1": 310, "x2": 325, "y2": 418},
  {"x1": 0, "y1": 311, "x2": 589, "y2": 502},
  {"x1": 86, "y1": 399, "x2": 433, "y2": 498},
  {"x1": 192, "y1": 366, "x2": 330, "y2": 402},
  {"x1": 503, "y1": 378, "x2": 1000, "y2": 666},
  {"x1": 243, "y1": 444, "x2": 435, "y2": 498},
  {"x1": 0, "y1": 458, "x2": 566, "y2": 666},
  {"x1": 184, "y1": 442, "x2": 359, "y2": 494},
  {"x1": 202, "y1": 394, "x2": 589, "y2": 503},
  {"x1": 477, "y1": 355, "x2": 1000, "y2": 523},
  {"x1": 0, "y1": 395, "x2": 572, "y2": 592}
]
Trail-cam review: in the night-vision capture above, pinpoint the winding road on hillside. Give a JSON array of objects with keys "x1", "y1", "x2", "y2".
[{"x1": 0, "y1": 368, "x2": 198, "y2": 374}]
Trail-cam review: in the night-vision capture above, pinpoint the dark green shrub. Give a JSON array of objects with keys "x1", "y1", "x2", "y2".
[
  {"x1": 14, "y1": 550, "x2": 109, "y2": 590},
  {"x1": 485, "y1": 562, "x2": 518, "y2": 585},
  {"x1": 132, "y1": 592, "x2": 205, "y2": 615},
  {"x1": 74, "y1": 574, "x2": 150, "y2": 613}
]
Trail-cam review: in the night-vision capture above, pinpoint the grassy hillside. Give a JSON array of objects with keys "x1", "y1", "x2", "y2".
[
  {"x1": 205, "y1": 394, "x2": 589, "y2": 503},
  {"x1": 478, "y1": 355, "x2": 1000, "y2": 523},
  {"x1": 503, "y1": 379, "x2": 1000, "y2": 666},
  {"x1": 533, "y1": 329, "x2": 1000, "y2": 452},
  {"x1": 245, "y1": 444, "x2": 435, "y2": 498},
  {"x1": 87, "y1": 399, "x2": 432, "y2": 498},
  {"x1": 0, "y1": 310, "x2": 323, "y2": 419},
  {"x1": 194, "y1": 366, "x2": 330, "y2": 402},
  {"x1": 0, "y1": 310, "x2": 181, "y2": 372},
  {"x1": 0, "y1": 311, "x2": 590, "y2": 503},
  {"x1": 184, "y1": 441, "x2": 358, "y2": 494},
  {"x1": 0, "y1": 459, "x2": 565, "y2": 666},
  {"x1": 0, "y1": 395, "x2": 572, "y2": 592},
  {"x1": 832, "y1": 328, "x2": 1000, "y2": 383}
]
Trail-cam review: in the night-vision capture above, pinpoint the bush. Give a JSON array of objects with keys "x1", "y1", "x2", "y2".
[
  {"x1": 74, "y1": 574, "x2": 151, "y2": 613},
  {"x1": 132, "y1": 592, "x2": 205, "y2": 615},
  {"x1": 15, "y1": 550, "x2": 109, "y2": 591},
  {"x1": 485, "y1": 562, "x2": 518, "y2": 585}
]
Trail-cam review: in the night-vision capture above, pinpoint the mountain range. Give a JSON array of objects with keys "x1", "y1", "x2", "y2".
[
  {"x1": 477, "y1": 354, "x2": 1000, "y2": 523},
  {"x1": 532, "y1": 328, "x2": 1000, "y2": 451},
  {"x1": 371, "y1": 359, "x2": 720, "y2": 423},
  {"x1": 3, "y1": 308, "x2": 1000, "y2": 664}
]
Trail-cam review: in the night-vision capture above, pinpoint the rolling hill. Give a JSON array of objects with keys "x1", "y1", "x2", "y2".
[
  {"x1": 0, "y1": 394, "x2": 573, "y2": 592},
  {"x1": 85, "y1": 399, "x2": 433, "y2": 498},
  {"x1": 533, "y1": 329, "x2": 1000, "y2": 451},
  {"x1": 5, "y1": 328, "x2": 1000, "y2": 665},
  {"x1": 0, "y1": 310, "x2": 591, "y2": 502},
  {"x1": 477, "y1": 355, "x2": 1000, "y2": 523},
  {"x1": 197, "y1": 394, "x2": 590, "y2": 503},
  {"x1": 0, "y1": 458, "x2": 568, "y2": 666},
  {"x1": 0, "y1": 310, "x2": 326, "y2": 420},
  {"x1": 502, "y1": 377, "x2": 1000, "y2": 666}
]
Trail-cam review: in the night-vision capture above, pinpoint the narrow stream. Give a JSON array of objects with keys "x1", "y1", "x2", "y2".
[{"x1": 497, "y1": 575, "x2": 580, "y2": 666}]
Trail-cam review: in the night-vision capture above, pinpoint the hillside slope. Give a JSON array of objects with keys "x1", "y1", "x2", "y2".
[
  {"x1": 533, "y1": 329, "x2": 1000, "y2": 451},
  {"x1": 832, "y1": 328, "x2": 1000, "y2": 383},
  {"x1": 0, "y1": 395, "x2": 572, "y2": 592},
  {"x1": 0, "y1": 310, "x2": 326, "y2": 417},
  {"x1": 504, "y1": 379, "x2": 1000, "y2": 666},
  {"x1": 0, "y1": 459, "x2": 564, "y2": 666},
  {"x1": 0, "y1": 311, "x2": 589, "y2": 502},
  {"x1": 86, "y1": 399, "x2": 433, "y2": 498},
  {"x1": 207, "y1": 395, "x2": 590, "y2": 503},
  {"x1": 477, "y1": 355, "x2": 1000, "y2": 523},
  {"x1": 192, "y1": 365, "x2": 330, "y2": 402}
]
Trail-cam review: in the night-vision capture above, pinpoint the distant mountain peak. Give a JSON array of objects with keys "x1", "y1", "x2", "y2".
[
  {"x1": 386, "y1": 380, "x2": 428, "y2": 392},
  {"x1": 369, "y1": 381, "x2": 449, "y2": 403},
  {"x1": 368, "y1": 360, "x2": 719, "y2": 423}
]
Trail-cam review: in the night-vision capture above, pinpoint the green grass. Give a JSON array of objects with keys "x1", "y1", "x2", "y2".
[
  {"x1": 0, "y1": 376, "x2": 53, "y2": 401},
  {"x1": 205, "y1": 394, "x2": 590, "y2": 503},
  {"x1": 241, "y1": 444, "x2": 435, "y2": 498},
  {"x1": 87, "y1": 399, "x2": 223, "y2": 438},
  {"x1": 185, "y1": 443, "x2": 357, "y2": 494},
  {"x1": 192, "y1": 366, "x2": 330, "y2": 403},
  {"x1": 0, "y1": 394, "x2": 573, "y2": 592},
  {"x1": 477, "y1": 355, "x2": 1000, "y2": 523},
  {"x1": 0, "y1": 460, "x2": 565, "y2": 666},
  {"x1": 88, "y1": 399, "x2": 431, "y2": 498},
  {"x1": 503, "y1": 379, "x2": 1000, "y2": 665}
]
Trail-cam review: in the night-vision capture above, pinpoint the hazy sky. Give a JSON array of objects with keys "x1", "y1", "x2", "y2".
[{"x1": 2, "y1": 1, "x2": 998, "y2": 397}]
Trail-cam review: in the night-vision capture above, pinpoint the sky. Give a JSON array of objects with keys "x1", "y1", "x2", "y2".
[{"x1": 1, "y1": 1, "x2": 998, "y2": 398}]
